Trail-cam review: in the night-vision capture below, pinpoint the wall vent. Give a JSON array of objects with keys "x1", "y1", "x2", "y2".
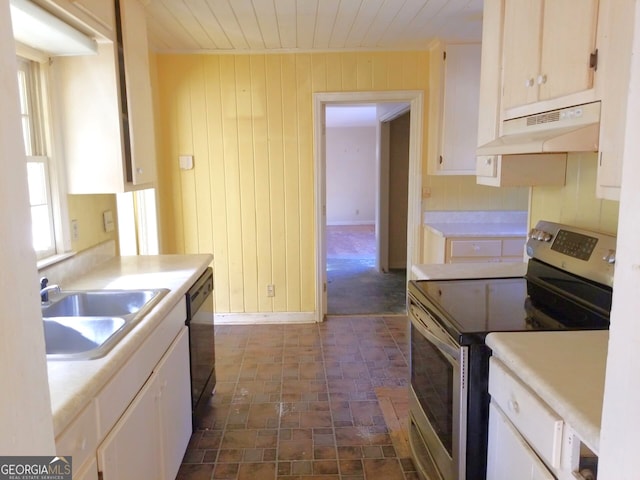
[{"x1": 526, "y1": 111, "x2": 561, "y2": 126}]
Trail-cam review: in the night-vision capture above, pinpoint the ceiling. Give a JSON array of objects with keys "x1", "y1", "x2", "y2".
[
  {"x1": 326, "y1": 105, "x2": 378, "y2": 127},
  {"x1": 143, "y1": 0, "x2": 484, "y2": 53}
]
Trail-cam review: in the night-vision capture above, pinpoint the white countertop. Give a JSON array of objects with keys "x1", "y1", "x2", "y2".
[
  {"x1": 425, "y1": 222, "x2": 528, "y2": 238},
  {"x1": 47, "y1": 254, "x2": 212, "y2": 435},
  {"x1": 486, "y1": 330, "x2": 608, "y2": 454},
  {"x1": 411, "y1": 262, "x2": 527, "y2": 280},
  {"x1": 423, "y1": 210, "x2": 528, "y2": 238}
]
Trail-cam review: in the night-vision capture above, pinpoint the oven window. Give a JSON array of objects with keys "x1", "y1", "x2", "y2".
[{"x1": 411, "y1": 323, "x2": 454, "y2": 456}]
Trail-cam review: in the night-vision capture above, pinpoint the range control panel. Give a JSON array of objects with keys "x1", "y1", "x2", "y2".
[
  {"x1": 550, "y1": 230, "x2": 598, "y2": 261},
  {"x1": 527, "y1": 220, "x2": 616, "y2": 287}
]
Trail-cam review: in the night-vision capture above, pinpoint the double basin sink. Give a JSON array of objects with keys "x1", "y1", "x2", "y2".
[{"x1": 43, "y1": 288, "x2": 169, "y2": 361}]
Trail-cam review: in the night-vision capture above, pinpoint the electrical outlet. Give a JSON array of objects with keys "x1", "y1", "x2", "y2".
[
  {"x1": 103, "y1": 210, "x2": 115, "y2": 232},
  {"x1": 71, "y1": 219, "x2": 79, "y2": 241},
  {"x1": 267, "y1": 284, "x2": 275, "y2": 297}
]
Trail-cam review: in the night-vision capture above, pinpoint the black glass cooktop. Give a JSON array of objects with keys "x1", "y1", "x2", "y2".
[{"x1": 408, "y1": 260, "x2": 611, "y2": 345}]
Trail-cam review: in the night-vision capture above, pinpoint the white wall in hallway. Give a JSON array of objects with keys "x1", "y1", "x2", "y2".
[{"x1": 326, "y1": 126, "x2": 376, "y2": 225}]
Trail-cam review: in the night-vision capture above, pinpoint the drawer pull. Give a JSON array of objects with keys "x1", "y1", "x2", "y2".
[
  {"x1": 508, "y1": 399, "x2": 520, "y2": 414},
  {"x1": 76, "y1": 437, "x2": 87, "y2": 451}
]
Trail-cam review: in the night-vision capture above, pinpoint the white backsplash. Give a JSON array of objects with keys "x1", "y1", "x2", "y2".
[
  {"x1": 423, "y1": 210, "x2": 528, "y2": 225},
  {"x1": 38, "y1": 240, "x2": 116, "y2": 288}
]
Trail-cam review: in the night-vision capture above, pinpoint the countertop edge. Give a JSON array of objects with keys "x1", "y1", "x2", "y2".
[
  {"x1": 486, "y1": 331, "x2": 607, "y2": 454},
  {"x1": 47, "y1": 254, "x2": 212, "y2": 436},
  {"x1": 425, "y1": 222, "x2": 528, "y2": 238}
]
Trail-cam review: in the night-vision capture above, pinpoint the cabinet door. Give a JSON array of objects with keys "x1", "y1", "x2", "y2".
[
  {"x1": 439, "y1": 44, "x2": 481, "y2": 174},
  {"x1": 74, "y1": 457, "x2": 98, "y2": 480},
  {"x1": 97, "y1": 373, "x2": 162, "y2": 480},
  {"x1": 501, "y1": 0, "x2": 543, "y2": 110},
  {"x1": 156, "y1": 327, "x2": 192, "y2": 480},
  {"x1": 71, "y1": 0, "x2": 115, "y2": 32},
  {"x1": 120, "y1": 0, "x2": 157, "y2": 186},
  {"x1": 539, "y1": 0, "x2": 599, "y2": 102},
  {"x1": 595, "y1": 0, "x2": 634, "y2": 200},
  {"x1": 487, "y1": 402, "x2": 556, "y2": 480}
]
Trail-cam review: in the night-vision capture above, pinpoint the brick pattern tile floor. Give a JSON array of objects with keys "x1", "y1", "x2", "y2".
[{"x1": 177, "y1": 316, "x2": 417, "y2": 480}]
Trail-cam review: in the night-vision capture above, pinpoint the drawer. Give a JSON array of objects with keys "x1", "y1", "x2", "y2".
[
  {"x1": 56, "y1": 400, "x2": 98, "y2": 470},
  {"x1": 449, "y1": 239, "x2": 502, "y2": 258},
  {"x1": 488, "y1": 357, "x2": 563, "y2": 469},
  {"x1": 502, "y1": 238, "x2": 526, "y2": 257}
]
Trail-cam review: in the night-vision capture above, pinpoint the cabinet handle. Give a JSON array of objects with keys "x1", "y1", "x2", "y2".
[
  {"x1": 136, "y1": 168, "x2": 143, "y2": 174},
  {"x1": 508, "y1": 399, "x2": 520, "y2": 414},
  {"x1": 537, "y1": 74, "x2": 547, "y2": 85},
  {"x1": 525, "y1": 78, "x2": 535, "y2": 87},
  {"x1": 76, "y1": 437, "x2": 87, "y2": 451}
]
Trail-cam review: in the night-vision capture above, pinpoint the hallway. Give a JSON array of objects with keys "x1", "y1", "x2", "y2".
[
  {"x1": 177, "y1": 316, "x2": 415, "y2": 480},
  {"x1": 326, "y1": 225, "x2": 406, "y2": 316}
]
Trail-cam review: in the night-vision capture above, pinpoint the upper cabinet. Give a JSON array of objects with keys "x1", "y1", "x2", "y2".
[
  {"x1": 55, "y1": 0, "x2": 156, "y2": 193},
  {"x1": 118, "y1": 0, "x2": 156, "y2": 186},
  {"x1": 71, "y1": 0, "x2": 116, "y2": 34},
  {"x1": 475, "y1": 0, "x2": 567, "y2": 187},
  {"x1": 594, "y1": 0, "x2": 635, "y2": 201},
  {"x1": 427, "y1": 42, "x2": 481, "y2": 175},
  {"x1": 501, "y1": 0, "x2": 599, "y2": 115},
  {"x1": 34, "y1": 0, "x2": 116, "y2": 39}
]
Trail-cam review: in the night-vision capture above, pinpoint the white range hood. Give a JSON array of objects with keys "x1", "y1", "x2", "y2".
[{"x1": 477, "y1": 102, "x2": 601, "y2": 156}]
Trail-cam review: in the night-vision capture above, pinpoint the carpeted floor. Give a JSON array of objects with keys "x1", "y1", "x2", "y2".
[{"x1": 327, "y1": 225, "x2": 407, "y2": 316}]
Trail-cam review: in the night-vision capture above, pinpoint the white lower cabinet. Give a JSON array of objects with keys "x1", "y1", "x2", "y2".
[
  {"x1": 74, "y1": 458, "x2": 98, "y2": 480},
  {"x1": 97, "y1": 327, "x2": 190, "y2": 480},
  {"x1": 157, "y1": 326, "x2": 193, "y2": 480},
  {"x1": 487, "y1": 401, "x2": 556, "y2": 480},
  {"x1": 97, "y1": 372, "x2": 162, "y2": 480}
]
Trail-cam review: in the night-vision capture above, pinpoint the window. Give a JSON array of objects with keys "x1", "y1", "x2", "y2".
[{"x1": 16, "y1": 56, "x2": 58, "y2": 260}]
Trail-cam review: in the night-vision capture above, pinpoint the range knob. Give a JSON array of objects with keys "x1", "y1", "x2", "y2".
[
  {"x1": 531, "y1": 230, "x2": 553, "y2": 241},
  {"x1": 603, "y1": 249, "x2": 616, "y2": 264}
]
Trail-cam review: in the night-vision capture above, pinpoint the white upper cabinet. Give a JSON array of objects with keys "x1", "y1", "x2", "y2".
[
  {"x1": 501, "y1": 0, "x2": 599, "y2": 115},
  {"x1": 119, "y1": 0, "x2": 156, "y2": 186},
  {"x1": 34, "y1": 0, "x2": 115, "y2": 39},
  {"x1": 71, "y1": 0, "x2": 115, "y2": 33},
  {"x1": 595, "y1": 0, "x2": 636, "y2": 201},
  {"x1": 55, "y1": 0, "x2": 156, "y2": 193},
  {"x1": 428, "y1": 42, "x2": 481, "y2": 175},
  {"x1": 475, "y1": 0, "x2": 567, "y2": 187}
]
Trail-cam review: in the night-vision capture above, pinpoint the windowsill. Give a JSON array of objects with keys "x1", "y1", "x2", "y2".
[{"x1": 37, "y1": 251, "x2": 77, "y2": 270}]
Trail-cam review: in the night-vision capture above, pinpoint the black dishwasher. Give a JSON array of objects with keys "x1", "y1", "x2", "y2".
[{"x1": 186, "y1": 267, "x2": 216, "y2": 428}]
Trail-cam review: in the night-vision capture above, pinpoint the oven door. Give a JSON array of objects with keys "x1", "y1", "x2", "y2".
[{"x1": 409, "y1": 300, "x2": 468, "y2": 480}]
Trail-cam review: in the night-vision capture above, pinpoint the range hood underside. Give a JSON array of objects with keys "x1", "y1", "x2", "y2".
[{"x1": 477, "y1": 123, "x2": 600, "y2": 156}]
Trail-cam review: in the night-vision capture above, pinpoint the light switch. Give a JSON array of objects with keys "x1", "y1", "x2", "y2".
[
  {"x1": 179, "y1": 155, "x2": 194, "y2": 170},
  {"x1": 103, "y1": 210, "x2": 115, "y2": 232}
]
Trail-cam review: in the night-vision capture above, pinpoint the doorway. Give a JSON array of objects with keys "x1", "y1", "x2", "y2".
[
  {"x1": 313, "y1": 91, "x2": 424, "y2": 321},
  {"x1": 325, "y1": 107, "x2": 410, "y2": 315}
]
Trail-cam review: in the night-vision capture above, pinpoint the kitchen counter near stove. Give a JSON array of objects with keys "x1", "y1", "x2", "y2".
[
  {"x1": 423, "y1": 210, "x2": 528, "y2": 237},
  {"x1": 422, "y1": 210, "x2": 528, "y2": 264},
  {"x1": 486, "y1": 330, "x2": 608, "y2": 455},
  {"x1": 411, "y1": 261, "x2": 527, "y2": 280}
]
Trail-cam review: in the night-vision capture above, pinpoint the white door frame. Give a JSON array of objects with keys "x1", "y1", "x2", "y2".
[{"x1": 313, "y1": 91, "x2": 424, "y2": 321}]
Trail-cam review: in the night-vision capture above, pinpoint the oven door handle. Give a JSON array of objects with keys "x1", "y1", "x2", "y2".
[
  {"x1": 411, "y1": 310, "x2": 460, "y2": 363},
  {"x1": 419, "y1": 326, "x2": 460, "y2": 362}
]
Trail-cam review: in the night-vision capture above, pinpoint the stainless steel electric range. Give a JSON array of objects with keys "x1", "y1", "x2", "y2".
[{"x1": 407, "y1": 220, "x2": 616, "y2": 480}]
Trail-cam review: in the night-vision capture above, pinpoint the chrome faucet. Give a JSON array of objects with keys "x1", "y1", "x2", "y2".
[{"x1": 40, "y1": 277, "x2": 60, "y2": 303}]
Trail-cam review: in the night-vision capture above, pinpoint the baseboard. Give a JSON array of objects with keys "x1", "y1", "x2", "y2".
[{"x1": 214, "y1": 311, "x2": 319, "y2": 324}]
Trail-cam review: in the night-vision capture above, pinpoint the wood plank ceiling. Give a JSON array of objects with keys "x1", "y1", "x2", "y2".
[{"x1": 144, "y1": 0, "x2": 483, "y2": 53}]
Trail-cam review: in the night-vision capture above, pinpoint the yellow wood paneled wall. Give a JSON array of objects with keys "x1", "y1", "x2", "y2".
[
  {"x1": 67, "y1": 194, "x2": 118, "y2": 253},
  {"x1": 155, "y1": 51, "x2": 429, "y2": 314},
  {"x1": 530, "y1": 153, "x2": 619, "y2": 235}
]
